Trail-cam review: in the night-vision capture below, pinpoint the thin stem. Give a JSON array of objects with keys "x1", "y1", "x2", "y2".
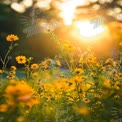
[{"x1": 2, "y1": 42, "x2": 13, "y2": 70}]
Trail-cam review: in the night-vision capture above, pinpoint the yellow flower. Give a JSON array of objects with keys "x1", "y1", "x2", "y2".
[
  {"x1": 0, "y1": 69, "x2": 3, "y2": 74},
  {"x1": 105, "y1": 58, "x2": 113, "y2": 64},
  {"x1": 32, "y1": 72, "x2": 39, "y2": 78},
  {"x1": 6, "y1": 34, "x2": 19, "y2": 42},
  {"x1": 66, "y1": 45, "x2": 75, "y2": 50},
  {"x1": 23, "y1": 97, "x2": 39, "y2": 108},
  {"x1": 74, "y1": 68, "x2": 84, "y2": 75},
  {"x1": 16, "y1": 116, "x2": 24, "y2": 122},
  {"x1": 104, "y1": 79, "x2": 111, "y2": 88},
  {"x1": 9, "y1": 71, "x2": 16, "y2": 75},
  {"x1": 82, "y1": 98, "x2": 90, "y2": 103},
  {"x1": 0, "y1": 104, "x2": 8, "y2": 112},
  {"x1": 6, "y1": 75, "x2": 15, "y2": 79},
  {"x1": 11, "y1": 66, "x2": 16, "y2": 70},
  {"x1": 63, "y1": 40, "x2": 70, "y2": 45},
  {"x1": 114, "y1": 81, "x2": 121, "y2": 90},
  {"x1": 72, "y1": 76, "x2": 86, "y2": 83},
  {"x1": 46, "y1": 58, "x2": 52, "y2": 64},
  {"x1": 31, "y1": 63, "x2": 39, "y2": 70},
  {"x1": 73, "y1": 106, "x2": 89, "y2": 115},
  {"x1": 119, "y1": 41, "x2": 122, "y2": 46},
  {"x1": 56, "y1": 60, "x2": 61, "y2": 67},
  {"x1": 41, "y1": 61, "x2": 48, "y2": 69},
  {"x1": 89, "y1": 72, "x2": 95, "y2": 77},
  {"x1": 16, "y1": 56, "x2": 26, "y2": 64},
  {"x1": 112, "y1": 61, "x2": 117, "y2": 67},
  {"x1": 5, "y1": 81, "x2": 39, "y2": 108}
]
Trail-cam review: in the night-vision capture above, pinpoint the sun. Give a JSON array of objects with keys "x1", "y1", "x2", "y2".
[{"x1": 76, "y1": 21, "x2": 105, "y2": 38}]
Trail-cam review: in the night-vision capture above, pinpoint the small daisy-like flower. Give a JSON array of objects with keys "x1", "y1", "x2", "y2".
[
  {"x1": 72, "y1": 76, "x2": 84, "y2": 83},
  {"x1": 9, "y1": 71, "x2": 16, "y2": 75},
  {"x1": 82, "y1": 98, "x2": 90, "y2": 103},
  {"x1": 31, "y1": 64, "x2": 39, "y2": 70},
  {"x1": 6, "y1": 75, "x2": 15, "y2": 79},
  {"x1": 74, "y1": 68, "x2": 84, "y2": 74},
  {"x1": 11, "y1": 66, "x2": 16, "y2": 71},
  {"x1": 46, "y1": 59, "x2": 52, "y2": 64},
  {"x1": 16, "y1": 56, "x2": 26, "y2": 64},
  {"x1": 6, "y1": 34, "x2": 19, "y2": 42}
]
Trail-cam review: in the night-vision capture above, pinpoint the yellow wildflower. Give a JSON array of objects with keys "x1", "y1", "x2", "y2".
[
  {"x1": 32, "y1": 72, "x2": 39, "y2": 78},
  {"x1": 0, "y1": 104, "x2": 8, "y2": 112},
  {"x1": 56, "y1": 60, "x2": 61, "y2": 67},
  {"x1": 72, "y1": 76, "x2": 86, "y2": 83},
  {"x1": 0, "y1": 69, "x2": 3, "y2": 74},
  {"x1": 41, "y1": 61, "x2": 48, "y2": 69},
  {"x1": 11, "y1": 66, "x2": 16, "y2": 70},
  {"x1": 6, "y1": 75, "x2": 15, "y2": 79},
  {"x1": 66, "y1": 45, "x2": 75, "y2": 51},
  {"x1": 31, "y1": 63, "x2": 39, "y2": 70},
  {"x1": 105, "y1": 58, "x2": 113, "y2": 64},
  {"x1": 74, "y1": 68, "x2": 84, "y2": 74},
  {"x1": 5, "y1": 81, "x2": 39, "y2": 108},
  {"x1": 16, "y1": 55, "x2": 26, "y2": 64},
  {"x1": 82, "y1": 98, "x2": 90, "y2": 103},
  {"x1": 74, "y1": 106, "x2": 89, "y2": 115},
  {"x1": 46, "y1": 58, "x2": 52, "y2": 64},
  {"x1": 9, "y1": 71, "x2": 16, "y2": 75},
  {"x1": 16, "y1": 116, "x2": 25, "y2": 122},
  {"x1": 6, "y1": 34, "x2": 19, "y2": 42},
  {"x1": 104, "y1": 79, "x2": 111, "y2": 88},
  {"x1": 112, "y1": 61, "x2": 117, "y2": 67},
  {"x1": 63, "y1": 40, "x2": 70, "y2": 45},
  {"x1": 89, "y1": 72, "x2": 95, "y2": 77},
  {"x1": 114, "y1": 81, "x2": 121, "y2": 90}
]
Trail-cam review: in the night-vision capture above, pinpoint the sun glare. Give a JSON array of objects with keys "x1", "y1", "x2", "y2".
[
  {"x1": 76, "y1": 21, "x2": 105, "y2": 38},
  {"x1": 59, "y1": 0, "x2": 89, "y2": 25}
]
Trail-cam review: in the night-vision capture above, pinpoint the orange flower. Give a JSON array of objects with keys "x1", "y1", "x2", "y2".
[
  {"x1": 104, "y1": 79, "x2": 111, "y2": 88},
  {"x1": 16, "y1": 56, "x2": 26, "y2": 64},
  {"x1": 0, "y1": 104, "x2": 8, "y2": 112},
  {"x1": 6, "y1": 34, "x2": 19, "y2": 42},
  {"x1": 31, "y1": 64, "x2": 39, "y2": 70},
  {"x1": 0, "y1": 69, "x2": 3, "y2": 74},
  {"x1": 5, "y1": 81, "x2": 39, "y2": 108}
]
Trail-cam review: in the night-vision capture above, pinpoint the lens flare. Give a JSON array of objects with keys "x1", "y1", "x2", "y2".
[{"x1": 76, "y1": 21, "x2": 104, "y2": 38}]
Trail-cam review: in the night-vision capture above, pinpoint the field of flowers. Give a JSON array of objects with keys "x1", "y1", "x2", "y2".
[{"x1": 0, "y1": 32, "x2": 122, "y2": 122}]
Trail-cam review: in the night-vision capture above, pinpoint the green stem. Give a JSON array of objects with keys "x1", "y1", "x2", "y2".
[
  {"x1": 2, "y1": 42, "x2": 13, "y2": 70},
  {"x1": 75, "y1": 81, "x2": 81, "y2": 101}
]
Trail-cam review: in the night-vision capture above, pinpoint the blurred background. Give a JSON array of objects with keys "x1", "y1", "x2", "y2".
[{"x1": 0, "y1": 0, "x2": 122, "y2": 66}]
